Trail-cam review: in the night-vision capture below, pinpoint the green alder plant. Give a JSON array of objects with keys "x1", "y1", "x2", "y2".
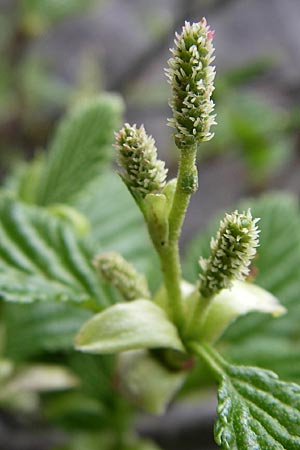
[
  {"x1": 1, "y1": 18, "x2": 300, "y2": 450},
  {"x1": 74, "y1": 19, "x2": 300, "y2": 449}
]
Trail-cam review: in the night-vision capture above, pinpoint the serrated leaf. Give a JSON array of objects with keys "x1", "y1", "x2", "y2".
[
  {"x1": 4, "y1": 301, "x2": 92, "y2": 360},
  {"x1": 215, "y1": 361, "x2": 300, "y2": 449},
  {"x1": 4, "y1": 155, "x2": 45, "y2": 204},
  {"x1": 194, "y1": 345, "x2": 300, "y2": 450},
  {"x1": 227, "y1": 337, "x2": 300, "y2": 385},
  {"x1": 36, "y1": 95, "x2": 124, "y2": 205},
  {"x1": 75, "y1": 299, "x2": 184, "y2": 354},
  {"x1": 226, "y1": 194, "x2": 300, "y2": 341},
  {"x1": 0, "y1": 196, "x2": 113, "y2": 308},
  {"x1": 74, "y1": 172, "x2": 160, "y2": 289},
  {"x1": 5, "y1": 166, "x2": 160, "y2": 290}
]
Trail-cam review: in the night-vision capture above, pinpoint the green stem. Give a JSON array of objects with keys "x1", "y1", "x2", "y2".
[
  {"x1": 156, "y1": 146, "x2": 198, "y2": 332},
  {"x1": 168, "y1": 147, "x2": 197, "y2": 243},
  {"x1": 188, "y1": 342, "x2": 225, "y2": 382},
  {"x1": 158, "y1": 243, "x2": 183, "y2": 328},
  {"x1": 184, "y1": 293, "x2": 212, "y2": 339}
]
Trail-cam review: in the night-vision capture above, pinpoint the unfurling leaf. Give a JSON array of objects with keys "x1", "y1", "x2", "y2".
[
  {"x1": 198, "y1": 280, "x2": 285, "y2": 343},
  {"x1": 117, "y1": 350, "x2": 186, "y2": 414},
  {"x1": 75, "y1": 299, "x2": 184, "y2": 354}
]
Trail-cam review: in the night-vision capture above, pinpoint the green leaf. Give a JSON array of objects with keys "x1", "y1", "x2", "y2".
[
  {"x1": 44, "y1": 353, "x2": 124, "y2": 430},
  {"x1": 2, "y1": 364, "x2": 78, "y2": 395},
  {"x1": 222, "y1": 195, "x2": 300, "y2": 376},
  {"x1": 226, "y1": 337, "x2": 300, "y2": 385},
  {"x1": 216, "y1": 363, "x2": 300, "y2": 449},
  {"x1": 6, "y1": 166, "x2": 160, "y2": 290},
  {"x1": 74, "y1": 172, "x2": 160, "y2": 290},
  {"x1": 195, "y1": 345, "x2": 300, "y2": 450},
  {"x1": 4, "y1": 301, "x2": 92, "y2": 360},
  {"x1": 4, "y1": 154, "x2": 45, "y2": 204},
  {"x1": 117, "y1": 350, "x2": 186, "y2": 414},
  {"x1": 75, "y1": 299, "x2": 184, "y2": 354},
  {"x1": 0, "y1": 196, "x2": 112, "y2": 308},
  {"x1": 0, "y1": 359, "x2": 78, "y2": 413},
  {"x1": 36, "y1": 95, "x2": 124, "y2": 206},
  {"x1": 198, "y1": 280, "x2": 285, "y2": 344}
]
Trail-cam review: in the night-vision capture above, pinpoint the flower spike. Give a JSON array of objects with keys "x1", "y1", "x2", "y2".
[
  {"x1": 199, "y1": 209, "x2": 260, "y2": 298},
  {"x1": 94, "y1": 252, "x2": 150, "y2": 301},
  {"x1": 115, "y1": 123, "x2": 167, "y2": 198},
  {"x1": 166, "y1": 18, "x2": 216, "y2": 149}
]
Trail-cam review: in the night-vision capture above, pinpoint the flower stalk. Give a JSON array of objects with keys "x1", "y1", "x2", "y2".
[{"x1": 157, "y1": 19, "x2": 216, "y2": 329}]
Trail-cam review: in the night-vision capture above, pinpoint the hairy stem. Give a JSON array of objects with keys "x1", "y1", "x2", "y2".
[
  {"x1": 168, "y1": 147, "x2": 197, "y2": 244},
  {"x1": 156, "y1": 146, "x2": 198, "y2": 332}
]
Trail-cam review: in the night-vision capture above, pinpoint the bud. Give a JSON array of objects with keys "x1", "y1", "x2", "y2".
[
  {"x1": 166, "y1": 18, "x2": 216, "y2": 149},
  {"x1": 94, "y1": 252, "x2": 150, "y2": 301},
  {"x1": 199, "y1": 210, "x2": 260, "y2": 298},
  {"x1": 115, "y1": 123, "x2": 167, "y2": 198}
]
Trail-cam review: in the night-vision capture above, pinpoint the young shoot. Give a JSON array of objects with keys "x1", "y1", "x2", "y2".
[{"x1": 75, "y1": 19, "x2": 300, "y2": 450}]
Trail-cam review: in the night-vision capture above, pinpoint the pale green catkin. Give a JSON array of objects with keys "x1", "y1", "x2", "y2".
[
  {"x1": 166, "y1": 18, "x2": 216, "y2": 149},
  {"x1": 199, "y1": 210, "x2": 260, "y2": 298},
  {"x1": 115, "y1": 123, "x2": 167, "y2": 198},
  {"x1": 94, "y1": 252, "x2": 150, "y2": 301}
]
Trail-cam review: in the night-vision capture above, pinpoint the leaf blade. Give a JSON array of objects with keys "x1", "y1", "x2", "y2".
[
  {"x1": 0, "y1": 196, "x2": 111, "y2": 308},
  {"x1": 199, "y1": 280, "x2": 285, "y2": 343},
  {"x1": 216, "y1": 363, "x2": 300, "y2": 450},
  {"x1": 74, "y1": 172, "x2": 161, "y2": 290},
  {"x1": 75, "y1": 299, "x2": 185, "y2": 354},
  {"x1": 194, "y1": 345, "x2": 300, "y2": 450},
  {"x1": 4, "y1": 301, "x2": 93, "y2": 360},
  {"x1": 36, "y1": 94, "x2": 124, "y2": 205}
]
